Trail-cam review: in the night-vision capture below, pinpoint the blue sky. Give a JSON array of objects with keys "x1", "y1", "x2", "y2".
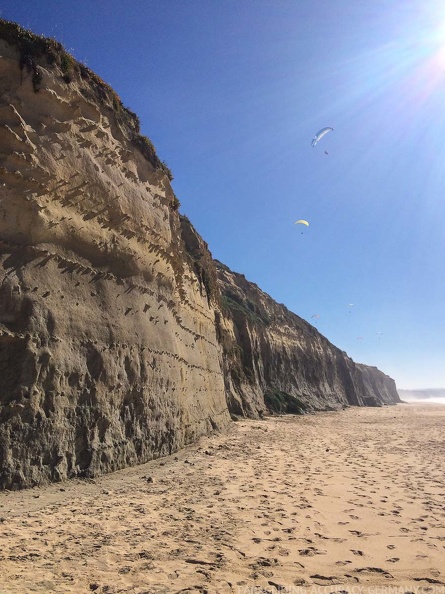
[{"x1": 1, "y1": 1, "x2": 444, "y2": 389}]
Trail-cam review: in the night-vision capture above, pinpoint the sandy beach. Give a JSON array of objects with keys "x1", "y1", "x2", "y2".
[{"x1": 1, "y1": 403, "x2": 444, "y2": 594}]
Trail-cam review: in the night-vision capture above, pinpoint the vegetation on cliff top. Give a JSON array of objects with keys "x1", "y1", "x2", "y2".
[{"x1": 0, "y1": 18, "x2": 173, "y2": 183}]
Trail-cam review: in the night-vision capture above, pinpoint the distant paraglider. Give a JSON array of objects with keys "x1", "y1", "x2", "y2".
[
  {"x1": 311, "y1": 127, "x2": 334, "y2": 147},
  {"x1": 295, "y1": 219, "x2": 309, "y2": 235}
]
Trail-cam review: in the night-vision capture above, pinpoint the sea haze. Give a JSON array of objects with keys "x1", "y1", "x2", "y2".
[{"x1": 398, "y1": 388, "x2": 445, "y2": 404}]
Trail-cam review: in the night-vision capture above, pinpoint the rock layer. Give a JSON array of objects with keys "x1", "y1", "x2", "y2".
[{"x1": 0, "y1": 22, "x2": 399, "y2": 489}]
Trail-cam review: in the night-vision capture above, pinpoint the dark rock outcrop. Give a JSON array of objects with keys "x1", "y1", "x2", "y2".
[{"x1": 0, "y1": 20, "x2": 399, "y2": 490}]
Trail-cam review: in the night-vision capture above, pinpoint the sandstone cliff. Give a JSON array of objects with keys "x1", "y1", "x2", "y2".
[
  {"x1": 0, "y1": 21, "x2": 399, "y2": 490},
  {"x1": 0, "y1": 22, "x2": 230, "y2": 489},
  {"x1": 215, "y1": 262, "x2": 400, "y2": 417}
]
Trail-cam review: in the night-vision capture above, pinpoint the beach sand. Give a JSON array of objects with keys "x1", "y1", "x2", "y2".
[{"x1": 1, "y1": 403, "x2": 444, "y2": 594}]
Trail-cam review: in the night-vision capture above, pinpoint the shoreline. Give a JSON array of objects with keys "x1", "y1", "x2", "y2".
[{"x1": 1, "y1": 403, "x2": 444, "y2": 593}]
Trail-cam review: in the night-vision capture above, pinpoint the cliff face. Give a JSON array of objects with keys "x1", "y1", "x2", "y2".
[
  {"x1": 216, "y1": 262, "x2": 400, "y2": 416},
  {"x1": 0, "y1": 22, "x2": 399, "y2": 490},
  {"x1": 0, "y1": 28, "x2": 230, "y2": 489}
]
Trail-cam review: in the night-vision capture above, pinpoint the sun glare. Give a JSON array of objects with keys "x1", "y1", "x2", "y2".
[
  {"x1": 428, "y1": 17, "x2": 445, "y2": 67},
  {"x1": 393, "y1": 11, "x2": 445, "y2": 110}
]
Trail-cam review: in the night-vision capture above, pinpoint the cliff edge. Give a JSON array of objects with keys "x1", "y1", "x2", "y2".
[{"x1": 0, "y1": 21, "x2": 399, "y2": 490}]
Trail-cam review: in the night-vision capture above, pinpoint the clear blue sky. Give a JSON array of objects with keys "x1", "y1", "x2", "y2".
[{"x1": 1, "y1": 1, "x2": 444, "y2": 389}]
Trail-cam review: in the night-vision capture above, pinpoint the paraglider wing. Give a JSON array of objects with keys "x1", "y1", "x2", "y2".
[
  {"x1": 311, "y1": 127, "x2": 334, "y2": 147},
  {"x1": 295, "y1": 219, "x2": 309, "y2": 226}
]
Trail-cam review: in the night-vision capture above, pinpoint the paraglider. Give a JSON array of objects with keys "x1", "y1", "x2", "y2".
[
  {"x1": 295, "y1": 219, "x2": 309, "y2": 235},
  {"x1": 311, "y1": 127, "x2": 333, "y2": 147}
]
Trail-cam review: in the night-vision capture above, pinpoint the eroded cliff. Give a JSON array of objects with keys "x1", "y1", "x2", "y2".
[
  {"x1": 0, "y1": 23, "x2": 230, "y2": 489},
  {"x1": 0, "y1": 21, "x2": 399, "y2": 490},
  {"x1": 216, "y1": 261, "x2": 400, "y2": 417}
]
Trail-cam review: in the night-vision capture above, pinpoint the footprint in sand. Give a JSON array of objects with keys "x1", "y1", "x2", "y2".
[{"x1": 299, "y1": 547, "x2": 326, "y2": 556}]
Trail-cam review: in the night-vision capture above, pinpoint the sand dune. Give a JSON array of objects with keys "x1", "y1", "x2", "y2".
[{"x1": 1, "y1": 403, "x2": 444, "y2": 593}]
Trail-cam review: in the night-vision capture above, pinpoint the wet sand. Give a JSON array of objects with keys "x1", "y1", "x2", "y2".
[{"x1": 1, "y1": 403, "x2": 444, "y2": 593}]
